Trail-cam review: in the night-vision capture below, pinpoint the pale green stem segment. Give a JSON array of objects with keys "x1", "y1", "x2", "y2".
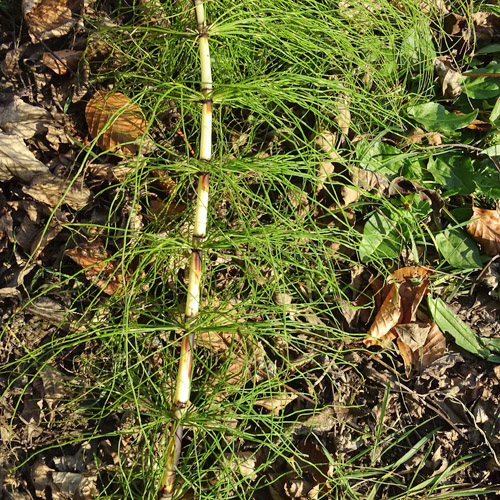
[{"x1": 157, "y1": 0, "x2": 212, "y2": 498}]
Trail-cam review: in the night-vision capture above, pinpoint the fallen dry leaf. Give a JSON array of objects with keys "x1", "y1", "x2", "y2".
[
  {"x1": 221, "y1": 451, "x2": 258, "y2": 482},
  {"x1": 0, "y1": 132, "x2": 50, "y2": 182},
  {"x1": 315, "y1": 130, "x2": 341, "y2": 189},
  {"x1": 85, "y1": 90, "x2": 147, "y2": 155},
  {"x1": 403, "y1": 128, "x2": 443, "y2": 146},
  {"x1": 414, "y1": 0, "x2": 448, "y2": 14},
  {"x1": 365, "y1": 267, "x2": 445, "y2": 373},
  {"x1": 0, "y1": 95, "x2": 52, "y2": 139},
  {"x1": 198, "y1": 328, "x2": 254, "y2": 399},
  {"x1": 394, "y1": 268, "x2": 431, "y2": 323},
  {"x1": 195, "y1": 299, "x2": 267, "y2": 401},
  {"x1": 365, "y1": 267, "x2": 432, "y2": 345},
  {"x1": 255, "y1": 391, "x2": 298, "y2": 415},
  {"x1": 473, "y1": 11, "x2": 500, "y2": 41},
  {"x1": 341, "y1": 167, "x2": 390, "y2": 206},
  {"x1": 434, "y1": 57, "x2": 462, "y2": 99},
  {"x1": 397, "y1": 320, "x2": 446, "y2": 375},
  {"x1": 418, "y1": 321, "x2": 446, "y2": 371},
  {"x1": 23, "y1": 172, "x2": 90, "y2": 210},
  {"x1": 467, "y1": 206, "x2": 500, "y2": 255},
  {"x1": 443, "y1": 12, "x2": 471, "y2": 38},
  {"x1": 394, "y1": 322, "x2": 431, "y2": 351},
  {"x1": 23, "y1": 0, "x2": 82, "y2": 41},
  {"x1": 1, "y1": 47, "x2": 22, "y2": 79},
  {"x1": 366, "y1": 281, "x2": 400, "y2": 344},
  {"x1": 292, "y1": 438, "x2": 333, "y2": 497},
  {"x1": 42, "y1": 49, "x2": 83, "y2": 75},
  {"x1": 66, "y1": 238, "x2": 126, "y2": 295}
]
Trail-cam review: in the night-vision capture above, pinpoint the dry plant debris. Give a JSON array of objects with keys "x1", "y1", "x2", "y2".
[{"x1": 365, "y1": 266, "x2": 446, "y2": 373}]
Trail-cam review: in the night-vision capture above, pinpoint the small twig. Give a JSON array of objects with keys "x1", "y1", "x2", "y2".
[
  {"x1": 470, "y1": 255, "x2": 500, "y2": 297},
  {"x1": 175, "y1": 128, "x2": 196, "y2": 157},
  {"x1": 462, "y1": 73, "x2": 500, "y2": 78}
]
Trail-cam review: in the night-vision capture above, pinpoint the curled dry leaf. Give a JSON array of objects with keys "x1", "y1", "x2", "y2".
[
  {"x1": 85, "y1": 90, "x2": 147, "y2": 155},
  {"x1": 404, "y1": 127, "x2": 442, "y2": 147},
  {"x1": 221, "y1": 451, "x2": 258, "y2": 482},
  {"x1": 397, "y1": 321, "x2": 446, "y2": 375},
  {"x1": 366, "y1": 282, "x2": 400, "y2": 344},
  {"x1": 365, "y1": 267, "x2": 445, "y2": 373},
  {"x1": 415, "y1": 0, "x2": 448, "y2": 15},
  {"x1": 0, "y1": 95, "x2": 52, "y2": 139},
  {"x1": 23, "y1": 0, "x2": 82, "y2": 41},
  {"x1": 467, "y1": 206, "x2": 500, "y2": 255},
  {"x1": 434, "y1": 57, "x2": 462, "y2": 99},
  {"x1": 365, "y1": 266, "x2": 432, "y2": 345},
  {"x1": 1, "y1": 48, "x2": 22, "y2": 79},
  {"x1": 0, "y1": 132, "x2": 50, "y2": 182},
  {"x1": 198, "y1": 328, "x2": 254, "y2": 400},
  {"x1": 341, "y1": 167, "x2": 390, "y2": 206},
  {"x1": 341, "y1": 169, "x2": 443, "y2": 213},
  {"x1": 42, "y1": 49, "x2": 83, "y2": 75}
]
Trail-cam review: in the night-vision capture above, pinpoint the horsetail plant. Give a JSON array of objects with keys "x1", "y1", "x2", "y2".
[{"x1": 157, "y1": 1, "x2": 212, "y2": 498}]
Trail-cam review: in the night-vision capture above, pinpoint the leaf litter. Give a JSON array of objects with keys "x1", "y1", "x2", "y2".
[{"x1": 1, "y1": 1, "x2": 500, "y2": 499}]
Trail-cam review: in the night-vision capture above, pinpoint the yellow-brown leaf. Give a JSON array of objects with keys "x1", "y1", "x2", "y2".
[
  {"x1": 467, "y1": 206, "x2": 500, "y2": 255},
  {"x1": 85, "y1": 91, "x2": 147, "y2": 156}
]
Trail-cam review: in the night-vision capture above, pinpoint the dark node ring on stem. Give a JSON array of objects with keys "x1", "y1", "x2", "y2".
[
  {"x1": 200, "y1": 87, "x2": 212, "y2": 93},
  {"x1": 192, "y1": 234, "x2": 204, "y2": 241},
  {"x1": 200, "y1": 171, "x2": 210, "y2": 185},
  {"x1": 185, "y1": 313, "x2": 196, "y2": 321},
  {"x1": 200, "y1": 98, "x2": 213, "y2": 104},
  {"x1": 174, "y1": 401, "x2": 187, "y2": 410},
  {"x1": 198, "y1": 31, "x2": 210, "y2": 38}
]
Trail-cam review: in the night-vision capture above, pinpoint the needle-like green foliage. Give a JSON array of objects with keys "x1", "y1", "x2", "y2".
[{"x1": 3, "y1": 0, "x2": 498, "y2": 499}]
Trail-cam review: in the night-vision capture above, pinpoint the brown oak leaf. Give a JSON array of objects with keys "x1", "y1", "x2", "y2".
[{"x1": 467, "y1": 206, "x2": 500, "y2": 255}]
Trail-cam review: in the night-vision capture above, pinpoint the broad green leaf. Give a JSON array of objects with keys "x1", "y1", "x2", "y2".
[
  {"x1": 490, "y1": 98, "x2": 500, "y2": 125},
  {"x1": 472, "y1": 158, "x2": 500, "y2": 199},
  {"x1": 427, "y1": 153, "x2": 475, "y2": 195},
  {"x1": 428, "y1": 297, "x2": 491, "y2": 359},
  {"x1": 435, "y1": 228, "x2": 482, "y2": 269},
  {"x1": 476, "y1": 44, "x2": 500, "y2": 55},
  {"x1": 407, "y1": 103, "x2": 477, "y2": 133},
  {"x1": 483, "y1": 337, "x2": 500, "y2": 354},
  {"x1": 400, "y1": 27, "x2": 436, "y2": 76},
  {"x1": 461, "y1": 62, "x2": 500, "y2": 99},
  {"x1": 356, "y1": 141, "x2": 406, "y2": 177},
  {"x1": 481, "y1": 144, "x2": 500, "y2": 157},
  {"x1": 359, "y1": 212, "x2": 401, "y2": 263}
]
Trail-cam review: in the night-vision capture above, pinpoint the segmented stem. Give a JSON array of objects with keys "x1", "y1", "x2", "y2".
[{"x1": 157, "y1": 1, "x2": 212, "y2": 498}]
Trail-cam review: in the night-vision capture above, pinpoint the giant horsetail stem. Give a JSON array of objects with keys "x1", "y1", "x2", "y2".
[{"x1": 157, "y1": 0, "x2": 212, "y2": 497}]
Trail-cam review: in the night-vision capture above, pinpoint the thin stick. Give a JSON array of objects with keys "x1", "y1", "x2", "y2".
[{"x1": 157, "y1": 0, "x2": 212, "y2": 498}]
